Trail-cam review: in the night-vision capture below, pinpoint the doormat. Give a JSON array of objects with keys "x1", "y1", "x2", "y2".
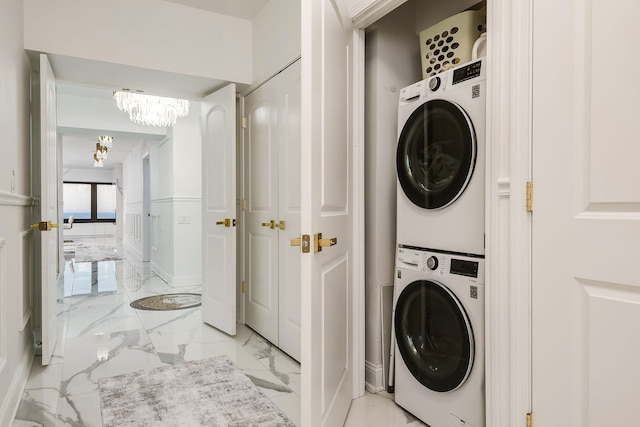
[
  {"x1": 130, "y1": 293, "x2": 202, "y2": 311},
  {"x1": 98, "y1": 355, "x2": 295, "y2": 427}
]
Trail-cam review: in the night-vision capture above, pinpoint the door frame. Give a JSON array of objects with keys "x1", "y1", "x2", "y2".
[{"x1": 349, "y1": 0, "x2": 533, "y2": 424}]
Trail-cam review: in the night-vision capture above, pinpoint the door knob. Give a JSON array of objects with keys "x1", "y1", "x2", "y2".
[
  {"x1": 314, "y1": 233, "x2": 337, "y2": 253},
  {"x1": 261, "y1": 220, "x2": 276, "y2": 229},
  {"x1": 31, "y1": 221, "x2": 58, "y2": 231},
  {"x1": 290, "y1": 234, "x2": 310, "y2": 253},
  {"x1": 275, "y1": 220, "x2": 286, "y2": 230},
  {"x1": 216, "y1": 218, "x2": 232, "y2": 227}
]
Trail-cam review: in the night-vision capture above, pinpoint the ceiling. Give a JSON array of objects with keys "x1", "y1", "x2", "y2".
[{"x1": 57, "y1": 0, "x2": 270, "y2": 171}]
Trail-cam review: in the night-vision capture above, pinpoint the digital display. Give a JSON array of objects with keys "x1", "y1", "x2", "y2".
[
  {"x1": 450, "y1": 259, "x2": 479, "y2": 278},
  {"x1": 452, "y1": 60, "x2": 482, "y2": 85}
]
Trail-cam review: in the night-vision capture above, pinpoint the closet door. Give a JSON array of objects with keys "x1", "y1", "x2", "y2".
[
  {"x1": 244, "y1": 80, "x2": 280, "y2": 344},
  {"x1": 278, "y1": 61, "x2": 302, "y2": 361}
]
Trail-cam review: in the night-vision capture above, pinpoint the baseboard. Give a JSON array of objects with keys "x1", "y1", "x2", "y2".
[
  {"x1": 364, "y1": 360, "x2": 385, "y2": 393},
  {"x1": 150, "y1": 261, "x2": 171, "y2": 285},
  {"x1": 0, "y1": 345, "x2": 34, "y2": 426},
  {"x1": 171, "y1": 275, "x2": 202, "y2": 287}
]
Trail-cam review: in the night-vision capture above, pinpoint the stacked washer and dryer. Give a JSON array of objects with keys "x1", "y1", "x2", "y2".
[{"x1": 392, "y1": 58, "x2": 486, "y2": 427}]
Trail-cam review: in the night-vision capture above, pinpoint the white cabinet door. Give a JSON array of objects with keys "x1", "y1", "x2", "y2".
[
  {"x1": 33, "y1": 53, "x2": 59, "y2": 366},
  {"x1": 201, "y1": 84, "x2": 237, "y2": 336},
  {"x1": 532, "y1": 0, "x2": 640, "y2": 424},
  {"x1": 244, "y1": 79, "x2": 280, "y2": 345},
  {"x1": 278, "y1": 61, "x2": 302, "y2": 362},
  {"x1": 302, "y1": 0, "x2": 354, "y2": 425}
]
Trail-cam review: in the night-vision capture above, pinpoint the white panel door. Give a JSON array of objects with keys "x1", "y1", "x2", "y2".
[
  {"x1": 278, "y1": 60, "x2": 302, "y2": 362},
  {"x1": 301, "y1": 1, "x2": 353, "y2": 425},
  {"x1": 244, "y1": 79, "x2": 280, "y2": 344},
  {"x1": 532, "y1": 0, "x2": 640, "y2": 425},
  {"x1": 34, "y1": 54, "x2": 59, "y2": 366},
  {"x1": 201, "y1": 84, "x2": 237, "y2": 336}
]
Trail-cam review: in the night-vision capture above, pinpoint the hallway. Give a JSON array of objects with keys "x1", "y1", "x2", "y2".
[{"x1": 12, "y1": 237, "x2": 424, "y2": 426}]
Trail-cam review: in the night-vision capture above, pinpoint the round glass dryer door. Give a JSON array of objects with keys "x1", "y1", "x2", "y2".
[
  {"x1": 396, "y1": 99, "x2": 476, "y2": 209},
  {"x1": 394, "y1": 279, "x2": 475, "y2": 392}
]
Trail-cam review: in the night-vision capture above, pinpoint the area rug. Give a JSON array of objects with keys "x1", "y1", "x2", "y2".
[
  {"x1": 98, "y1": 355, "x2": 295, "y2": 427},
  {"x1": 130, "y1": 293, "x2": 202, "y2": 311},
  {"x1": 73, "y1": 246, "x2": 123, "y2": 263}
]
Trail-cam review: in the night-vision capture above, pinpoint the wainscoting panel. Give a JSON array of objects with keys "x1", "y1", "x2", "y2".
[{"x1": 18, "y1": 231, "x2": 32, "y2": 331}]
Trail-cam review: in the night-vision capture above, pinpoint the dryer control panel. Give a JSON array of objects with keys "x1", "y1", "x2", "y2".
[{"x1": 396, "y1": 246, "x2": 484, "y2": 282}]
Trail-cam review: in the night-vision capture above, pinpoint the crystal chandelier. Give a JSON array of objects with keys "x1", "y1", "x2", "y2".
[
  {"x1": 113, "y1": 89, "x2": 190, "y2": 127},
  {"x1": 93, "y1": 153, "x2": 104, "y2": 168},
  {"x1": 98, "y1": 135, "x2": 113, "y2": 149},
  {"x1": 95, "y1": 142, "x2": 108, "y2": 160}
]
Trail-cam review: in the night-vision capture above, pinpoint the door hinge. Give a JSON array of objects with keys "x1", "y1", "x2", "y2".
[
  {"x1": 526, "y1": 412, "x2": 533, "y2": 427},
  {"x1": 241, "y1": 199, "x2": 246, "y2": 211},
  {"x1": 241, "y1": 116, "x2": 247, "y2": 129},
  {"x1": 526, "y1": 181, "x2": 533, "y2": 212},
  {"x1": 242, "y1": 281, "x2": 246, "y2": 293}
]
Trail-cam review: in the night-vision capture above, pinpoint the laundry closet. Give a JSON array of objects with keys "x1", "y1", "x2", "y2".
[
  {"x1": 240, "y1": 60, "x2": 302, "y2": 362},
  {"x1": 363, "y1": 0, "x2": 486, "y2": 394}
]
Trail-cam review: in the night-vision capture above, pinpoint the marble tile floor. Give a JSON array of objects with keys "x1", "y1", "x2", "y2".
[{"x1": 13, "y1": 237, "x2": 425, "y2": 427}]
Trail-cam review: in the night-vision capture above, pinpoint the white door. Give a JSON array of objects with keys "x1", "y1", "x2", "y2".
[
  {"x1": 532, "y1": 0, "x2": 640, "y2": 424},
  {"x1": 33, "y1": 54, "x2": 59, "y2": 366},
  {"x1": 244, "y1": 79, "x2": 280, "y2": 344},
  {"x1": 301, "y1": 1, "x2": 353, "y2": 425},
  {"x1": 201, "y1": 84, "x2": 237, "y2": 336},
  {"x1": 278, "y1": 61, "x2": 302, "y2": 362}
]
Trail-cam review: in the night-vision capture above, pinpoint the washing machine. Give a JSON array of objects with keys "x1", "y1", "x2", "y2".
[
  {"x1": 396, "y1": 59, "x2": 486, "y2": 256},
  {"x1": 393, "y1": 245, "x2": 484, "y2": 427}
]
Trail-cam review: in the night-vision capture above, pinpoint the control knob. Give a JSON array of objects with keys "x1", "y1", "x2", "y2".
[
  {"x1": 426, "y1": 256, "x2": 439, "y2": 270},
  {"x1": 428, "y1": 76, "x2": 441, "y2": 91}
]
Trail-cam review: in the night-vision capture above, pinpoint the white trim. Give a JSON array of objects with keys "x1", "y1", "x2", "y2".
[
  {"x1": 364, "y1": 361, "x2": 385, "y2": 393},
  {"x1": 350, "y1": 0, "x2": 407, "y2": 29},
  {"x1": 0, "y1": 344, "x2": 34, "y2": 427},
  {"x1": 0, "y1": 190, "x2": 33, "y2": 207},
  {"x1": 351, "y1": 27, "x2": 367, "y2": 401},
  {"x1": 150, "y1": 196, "x2": 202, "y2": 203},
  {"x1": 0, "y1": 238, "x2": 5, "y2": 370},
  {"x1": 485, "y1": 0, "x2": 533, "y2": 426}
]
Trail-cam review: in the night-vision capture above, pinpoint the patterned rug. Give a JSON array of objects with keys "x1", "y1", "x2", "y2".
[
  {"x1": 72, "y1": 245, "x2": 123, "y2": 263},
  {"x1": 130, "y1": 293, "x2": 202, "y2": 311},
  {"x1": 98, "y1": 356, "x2": 295, "y2": 427}
]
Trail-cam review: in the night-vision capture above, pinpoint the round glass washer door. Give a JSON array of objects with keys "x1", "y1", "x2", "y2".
[
  {"x1": 394, "y1": 279, "x2": 475, "y2": 392},
  {"x1": 396, "y1": 99, "x2": 476, "y2": 209}
]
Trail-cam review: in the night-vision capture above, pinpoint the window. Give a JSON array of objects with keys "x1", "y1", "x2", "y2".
[{"x1": 63, "y1": 182, "x2": 116, "y2": 223}]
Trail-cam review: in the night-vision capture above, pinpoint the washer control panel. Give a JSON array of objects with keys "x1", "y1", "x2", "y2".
[{"x1": 396, "y1": 246, "x2": 483, "y2": 281}]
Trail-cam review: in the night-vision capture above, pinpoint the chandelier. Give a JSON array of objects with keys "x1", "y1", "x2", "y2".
[
  {"x1": 98, "y1": 135, "x2": 113, "y2": 149},
  {"x1": 93, "y1": 138, "x2": 109, "y2": 167},
  {"x1": 93, "y1": 153, "x2": 104, "y2": 168},
  {"x1": 113, "y1": 89, "x2": 190, "y2": 127}
]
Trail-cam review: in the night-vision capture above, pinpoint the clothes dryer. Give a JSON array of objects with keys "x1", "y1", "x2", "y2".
[
  {"x1": 393, "y1": 245, "x2": 485, "y2": 427},
  {"x1": 396, "y1": 59, "x2": 486, "y2": 255}
]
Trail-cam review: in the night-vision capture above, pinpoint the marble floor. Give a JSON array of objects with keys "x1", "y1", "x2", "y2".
[{"x1": 13, "y1": 237, "x2": 425, "y2": 427}]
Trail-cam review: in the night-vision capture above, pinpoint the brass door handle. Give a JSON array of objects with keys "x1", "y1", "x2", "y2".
[
  {"x1": 261, "y1": 220, "x2": 276, "y2": 229},
  {"x1": 315, "y1": 233, "x2": 337, "y2": 252},
  {"x1": 291, "y1": 235, "x2": 311, "y2": 253},
  {"x1": 275, "y1": 220, "x2": 286, "y2": 230},
  {"x1": 31, "y1": 221, "x2": 58, "y2": 231},
  {"x1": 216, "y1": 218, "x2": 233, "y2": 227}
]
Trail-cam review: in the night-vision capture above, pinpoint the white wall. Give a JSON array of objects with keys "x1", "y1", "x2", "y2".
[
  {"x1": 364, "y1": 1, "x2": 421, "y2": 391},
  {"x1": 57, "y1": 92, "x2": 166, "y2": 137},
  {"x1": 252, "y1": 0, "x2": 301, "y2": 87},
  {"x1": 23, "y1": 0, "x2": 253, "y2": 85},
  {"x1": 0, "y1": 1, "x2": 37, "y2": 424},
  {"x1": 168, "y1": 105, "x2": 202, "y2": 286}
]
